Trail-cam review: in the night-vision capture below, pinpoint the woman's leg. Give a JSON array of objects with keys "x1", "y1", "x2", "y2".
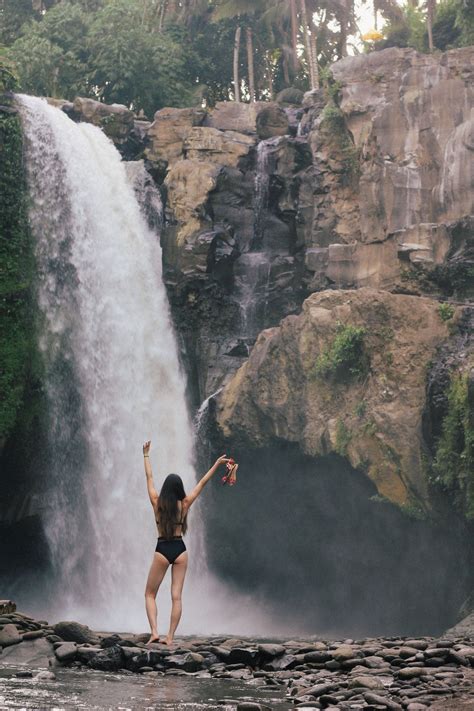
[
  {"x1": 165, "y1": 552, "x2": 188, "y2": 645},
  {"x1": 145, "y1": 552, "x2": 169, "y2": 643}
]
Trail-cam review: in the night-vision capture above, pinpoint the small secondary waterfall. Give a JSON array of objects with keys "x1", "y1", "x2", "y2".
[{"x1": 18, "y1": 95, "x2": 199, "y2": 630}]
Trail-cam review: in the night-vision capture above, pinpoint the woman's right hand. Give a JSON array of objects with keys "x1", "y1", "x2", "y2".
[{"x1": 143, "y1": 440, "x2": 151, "y2": 456}]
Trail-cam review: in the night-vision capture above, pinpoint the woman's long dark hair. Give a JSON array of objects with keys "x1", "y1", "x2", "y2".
[{"x1": 157, "y1": 473, "x2": 188, "y2": 539}]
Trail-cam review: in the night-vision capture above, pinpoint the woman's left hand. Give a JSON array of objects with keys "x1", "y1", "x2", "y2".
[
  {"x1": 143, "y1": 440, "x2": 151, "y2": 456},
  {"x1": 215, "y1": 454, "x2": 231, "y2": 467}
]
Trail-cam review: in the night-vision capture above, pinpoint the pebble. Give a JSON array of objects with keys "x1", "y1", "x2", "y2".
[{"x1": 2, "y1": 608, "x2": 474, "y2": 709}]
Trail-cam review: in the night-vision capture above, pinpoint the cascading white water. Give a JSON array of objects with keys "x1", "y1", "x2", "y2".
[
  {"x1": 18, "y1": 94, "x2": 200, "y2": 630},
  {"x1": 18, "y1": 94, "x2": 275, "y2": 636}
]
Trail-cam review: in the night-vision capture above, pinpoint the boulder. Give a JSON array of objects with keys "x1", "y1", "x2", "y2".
[
  {"x1": 263, "y1": 653, "x2": 298, "y2": 671},
  {"x1": 0, "y1": 624, "x2": 21, "y2": 647},
  {"x1": 206, "y1": 101, "x2": 270, "y2": 134},
  {"x1": 145, "y1": 107, "x2": 206, "y2": 167},
  {"x1": 216, "y1": 288, "x2": 461, "y2": 506},
  {"x1": 77, "y1": 645, "x2": 102, "y2": 663},
  {"x1": 165, "y1": 652, "x2": 205, "y2": 672},
  {"x1": 227, "y1": 647, "x2": 260, "y2": 667},
  {"x1": 0, "y1": 637, "x2": 53, "y2": 668},
  {"x1": 256, "y1": 104, "x2": 290, "y2": 139},
  {"x1": 398, "y1": 666, "x2": 425, "y2": 679},
  {"x1": 53, "y1": 621, "x2": 99, "y2": 645},
  {"x1": 184, "y1": 127, "x2": 255, "y2": 167},
  {"x1": 276, "y1": 88, "x2": 304, "y2": 106},
  {"x1": 88, "y1": 644, "x2": 124, "y2": 671},
  {"x1": 0, "y1": 601, "x2": 16, "y2": 614},
  {"x1": 257, "y1": 643, "x2": 286, "y2": 660},
  {"x1": 72, "y1": 97, "x2": 134, "y2": 144},
  {"x1": 54, "y1": 642, "x2": 78, "y2": 663},
  {"x1": 348, "y1": 675, "x2": 385, "y2": 690}
]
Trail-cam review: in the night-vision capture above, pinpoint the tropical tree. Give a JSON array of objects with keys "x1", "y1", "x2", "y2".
[{"x1": 213, "y1": 0, "x2": 266, "y2": 102}]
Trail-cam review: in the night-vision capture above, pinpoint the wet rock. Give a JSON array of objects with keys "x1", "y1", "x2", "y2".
[
  {"x1": 100, "y1": 634, "x2": 123, "y2": 648},
  {"x1": 304, "y1": 650, "x2": 332, "y2": 663},
  {"x1": 88, "y1": 644, "x2": 124, "y2": 671},
  {"x1": 398, "y1": 667, "x2": 425, "y2": 679},
  {"x1": 227, "y1": 647, "x2": 259, "y2": 667},
  {"x1": 297, "y1": 682, "x2": 339, "y2": 698},
  {"x1": 0, "y1": 601, "x2": 16, "y2": 615},
  {"x1": 166, "y1": 652, "x2": 204, "y2": 672},
  {"x1": 54, "y1": 642, "x2": 78, "y2": 662},
  {"x1": 0, "y1": 624, "x2": 21, "y2": 647},
  {"x1": 72, "y1": 97, "x2": 134, "y2": 145},
  {"x1": 348, "y1": 675, "x2": 384, "y2": 690},
  {"x1": 22, "y1": 629, "x2": 45, "y2": 640},
  {"x1": 77, "y1": 645, "x2": 102, "y2": 663},
  {"x1": 53, "y1": 621, "x2": 99, "y2": 645},
  {"x1": 263, "y1": 654, "x2": 298, "y2": 671},
  {"x1": 236, "y1": 703, "x2": 271, "y2": 711},
  {"x1": 363, "y1": 692, "x2": 402, "y2": 709},
  {"x1": 257, "y1": 643, "x2": 286, "y2": 660}
]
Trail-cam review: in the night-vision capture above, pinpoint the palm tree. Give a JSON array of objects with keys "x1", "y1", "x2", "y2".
[
  {"x1": 426, "y1": 0, "x2": 436, "y2": 51},
  {"x1": 213, "y1": 0, "x2": 266, "y2": 102},
  {"x1": 300, "y1": 0, "x2": 319, "y2": 89}
]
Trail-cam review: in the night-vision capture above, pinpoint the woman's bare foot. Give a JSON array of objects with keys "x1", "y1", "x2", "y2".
[
  {"x1": 147, "y1": 634, "x2": 160, "y2": 644},
  {"x1": 164, "y1": 636, "x2": 174, "y2": 646}
]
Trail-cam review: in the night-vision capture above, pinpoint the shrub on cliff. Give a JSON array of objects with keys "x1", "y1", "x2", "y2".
[
  {"x1": 432, "y1": 372, "x2": 474, "y2": 520},
  {"x1": 312, "y1": 323, "x2": 369, "y2": 383}
]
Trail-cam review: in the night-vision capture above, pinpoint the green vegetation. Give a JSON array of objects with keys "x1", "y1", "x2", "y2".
[
  {"x1": 432, "y1": 372, "x2": 474, "y2": 520},
  {"x1": 438, "y1": 302, "x2": 455, "y2": 321},
  {"x1": 0, "y1": 0, "x2": 349, "y2": 113},
  {"x1": 312, "y1": 322, "x2": 368, "y2": 383},
  {"x1": 376, "y1": 0, "x2": 474, "y2": 53},
  {"x1": 335, "y1": 419, "x2": 352, "y2": 456},
  {"x1": 354, "y1": 400, "x2": 367, "y2": 418},
  {"x1": 320, "y1": 101, "x2": 360, "y2": 182},
  {"x1": 0, "y1": 99, "x2": 35, "y2": 441}
]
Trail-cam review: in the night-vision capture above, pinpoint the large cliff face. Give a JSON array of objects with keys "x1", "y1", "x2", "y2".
[
  {"x1": 2, "y1": 46, "x2": 473, "y2": 632},
  {"x1": 38, "y1": 47, "x2": 472, "y2": 515}
]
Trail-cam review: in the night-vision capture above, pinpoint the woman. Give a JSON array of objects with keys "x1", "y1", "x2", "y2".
[{"x1": 142, "y1": 440, "x2": 237, "y2": 645}]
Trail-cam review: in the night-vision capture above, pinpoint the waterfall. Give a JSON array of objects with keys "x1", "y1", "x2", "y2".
[{"x1": 17, "y1": 95, "x2": 199, "y2": 631}]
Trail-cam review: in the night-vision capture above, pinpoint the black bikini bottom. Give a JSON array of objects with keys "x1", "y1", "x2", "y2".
[{"x1": 155, "y1": 536, "x2": 186, "y2": 564}]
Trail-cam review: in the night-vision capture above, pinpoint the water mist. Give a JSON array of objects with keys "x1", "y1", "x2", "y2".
[{"x1": 18, "y1": 95, "x2": 268, "y2": 635}]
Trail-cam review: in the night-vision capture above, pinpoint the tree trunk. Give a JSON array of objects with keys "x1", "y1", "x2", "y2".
[
  {"x1": 158, "y1": 0, "x2": 168, "y2": 31},
  {"x1": 339, "y1": 0, "x2": 349, "y2": 58},
  {"x1": 290, "y1": 0, "x2": 299, "y2": 73},
  {"x1": 282, "y1": 53, "x2": 290, "y2": 85},
  {"x1": 267, "y1": 54, "x2": 274, "y2": 99},
  {"x1": 427, "y1": 0, "x2": 435, "y2": 52},
  {"x1": 233, "y1": 25, "x2": 242, "y2": 102},
  {"x1": 246, "y1": 26, "x2": 256, "y2": 102},
  {"x1": 309, "y1": 12, "x2": 319, "y2": 89},
  {"x1": 299, "y1": 0, "x2": 315, "y2": 89}
]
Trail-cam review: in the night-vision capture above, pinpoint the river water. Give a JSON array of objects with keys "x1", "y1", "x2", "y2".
[{"x1": 0, "y1": 667, "x2": 289, "y2": 710}]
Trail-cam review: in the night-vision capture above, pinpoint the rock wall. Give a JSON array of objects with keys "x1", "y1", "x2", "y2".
[{"x1": 41, "y1": 46, "x2": 472, "y2": 513}]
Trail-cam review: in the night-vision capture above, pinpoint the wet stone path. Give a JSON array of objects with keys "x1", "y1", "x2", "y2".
[{"x1": 1, "y1": 612, "x2": 474, "y2": 709}]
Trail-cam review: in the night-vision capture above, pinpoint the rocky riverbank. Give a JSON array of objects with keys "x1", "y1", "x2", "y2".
[{"x1": 1, "y1": 608, "x2": 474, "y2": 710}]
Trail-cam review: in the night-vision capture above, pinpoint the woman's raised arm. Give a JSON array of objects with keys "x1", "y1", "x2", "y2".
[
  {"x1": 184, "y1": 454, "x2": 231, "y2": 508},
  {"x1": 143, "y1": 440, "x2": 158, "y2": 509}
]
